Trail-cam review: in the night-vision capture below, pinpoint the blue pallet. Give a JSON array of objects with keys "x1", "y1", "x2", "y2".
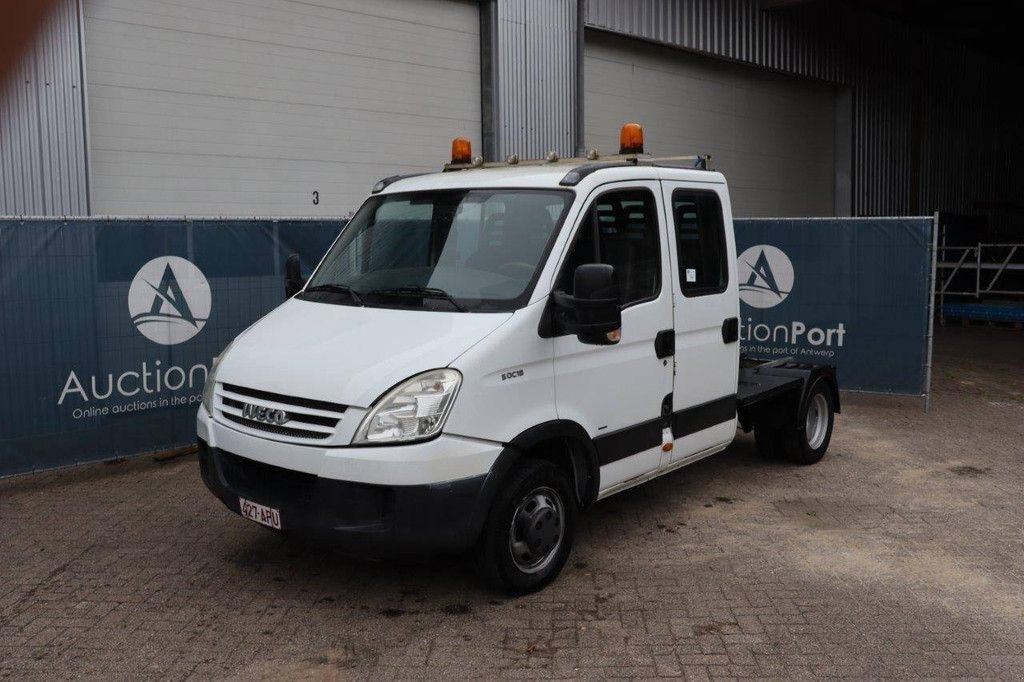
[{"x1": 943, "y1": 302, "x2": 1024, "y2": 323}]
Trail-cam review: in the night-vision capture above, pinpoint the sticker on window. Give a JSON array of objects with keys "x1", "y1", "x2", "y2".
[{"x1": 686, "y1": 268, "x2": 697, "y2": 283}]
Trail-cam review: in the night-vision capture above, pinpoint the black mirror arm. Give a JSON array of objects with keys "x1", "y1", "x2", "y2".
[
  {"x1": 550, "y1": 290, "x2": 621, "y2": 335},
  {"x1": 284, "y1": 254, "x2": 306, "y2": 299},
  {"x1": 540, "y1": 264, "x2": 621, "y2": 343}
]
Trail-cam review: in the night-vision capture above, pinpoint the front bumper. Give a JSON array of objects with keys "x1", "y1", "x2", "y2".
[
  {"x1": 198, "y1": 439, "x2": 490, "y2": 556},
  {"x1": 196, "y1": 406, "x2": 504, "y2": 556}
]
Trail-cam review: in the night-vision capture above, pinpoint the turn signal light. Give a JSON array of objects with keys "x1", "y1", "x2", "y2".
[
  {"x1": 451, "y1": 137, "x2": 472, "y2": 164},
  {"x1": 619, "y1": 123, "x2": 644, "y2": 154}
]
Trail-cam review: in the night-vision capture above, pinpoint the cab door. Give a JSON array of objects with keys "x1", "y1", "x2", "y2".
[
  {"x1": 551, "y1": 182, "x2": 675, "y2": 494},
  {"x1": 661, "y1": 182, "x2": 739, "y2": 462}
]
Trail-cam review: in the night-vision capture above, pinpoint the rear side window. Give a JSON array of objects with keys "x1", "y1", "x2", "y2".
[
  {"x1": 671, "y1": 190, "x2": 728, "y2": 296},
  {"x1": 557, "y1": 188, "x2": 661, "y2": 307}
]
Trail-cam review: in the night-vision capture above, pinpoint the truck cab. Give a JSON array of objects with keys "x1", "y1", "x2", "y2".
[{"x1": 197, "y1": 125, "x2": 838, "y2": 593}]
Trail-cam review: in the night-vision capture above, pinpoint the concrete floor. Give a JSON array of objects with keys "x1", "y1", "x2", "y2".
[{"x1": 1, "y1": 326, "x2": 1023, "y2": 680}]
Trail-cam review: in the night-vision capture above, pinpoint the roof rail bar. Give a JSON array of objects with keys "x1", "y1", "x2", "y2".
[
  {"x1": 559, "y1": 162, "x2": 630, "y2": 186},
  {"x1": 371, "y1": 173, "x2": 427, "y2": 193},
  {"x1": 642, "y1": 154, "x2": 710, "y2": 171},
  {"x1": 559, "y1": 154, "x2": 711, "y2": 186}
]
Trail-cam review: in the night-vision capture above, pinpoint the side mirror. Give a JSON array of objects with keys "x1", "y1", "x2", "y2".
[
  {"x1": 551, "y1": 263, "x2": 622, "y2": 345},
  {"x1": 285, "y1": 254, "x2": 305, "y2": 299}
]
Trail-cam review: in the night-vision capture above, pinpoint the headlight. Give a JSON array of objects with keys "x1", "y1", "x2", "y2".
[
  {"x1": 201, "y1": 341, "x2": 233, "y2": 415},
  {"x1": 353, "y1": 369, "x2": 462, "y2": 445}
]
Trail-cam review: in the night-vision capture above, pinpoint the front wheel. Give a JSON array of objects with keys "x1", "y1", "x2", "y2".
[
  {"x1": 474, "y1": 460, "x2": 576, "y2": 595},
  {"x1": 782, "y1": 380, "x2": 835, "y2": 465}
]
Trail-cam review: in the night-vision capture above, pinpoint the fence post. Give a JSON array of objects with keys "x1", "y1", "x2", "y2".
[
  {"x1": 939, "y1": 222, "x2": 946, "y2": 326},
  {"x1": 924, "y1": 211, "x2": 939, "y2": 413},
  {"x1": 975, "y1": 243, "x2": 981, "y2": 299}
]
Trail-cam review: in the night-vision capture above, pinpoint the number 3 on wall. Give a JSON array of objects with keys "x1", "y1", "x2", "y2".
[{"x1": 312, "y1": 190, "x2": 320, "y2": 206}]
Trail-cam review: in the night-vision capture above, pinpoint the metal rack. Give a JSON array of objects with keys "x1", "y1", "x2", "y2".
[
  {"x1": 443, "y1": 151, "x2": 710, "y2": 172},
  {"x1": 937, "y1": 241, "x2": 1024, "y2": 325},
  {"x1": 938, "y1": 243, "x2": 1024, "y2": 297}
]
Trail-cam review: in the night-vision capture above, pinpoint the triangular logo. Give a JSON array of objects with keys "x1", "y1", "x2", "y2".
[
  {"x1": 741, "y1": 250, "x2": 786, "y2": 299},
  {"x1": 737, "y1": 244, "x2": 794, "y2": 309},
  {"x1": 144, "y1": 263, "x2": 199, "y2": 327},
  {"x1": 128, "y1": 256, "x2": 211, "y2": 344}
]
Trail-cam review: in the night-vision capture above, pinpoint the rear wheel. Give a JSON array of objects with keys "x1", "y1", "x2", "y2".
[
  {"x1": 782, "y1": 381, "x2": 835, "y2": 465},
  {"x1": 474, "y1": 460, "x2": 576, "y2": 595}
]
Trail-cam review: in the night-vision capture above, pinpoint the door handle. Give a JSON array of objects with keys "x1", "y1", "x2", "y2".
[
  {"x1": 655, "y1": 329, "x2": 674, "y2": 358},
  {"x1": 721, "y1": 317, "x2": 739, "y2": 344}
]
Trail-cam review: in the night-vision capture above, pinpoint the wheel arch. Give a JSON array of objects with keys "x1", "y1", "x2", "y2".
[
  {"x1": 804, "y1": 367, "x2": 840, "y2": 417},
  {"x1": 477, "y1": 420, "x2": 599, "y2": 517},
  {"x1": 508, "y1": 420, "x2": 599, "y2": 508}
]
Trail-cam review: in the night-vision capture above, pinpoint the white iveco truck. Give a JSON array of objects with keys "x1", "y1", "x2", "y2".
[{"x1": 197, "y1": 124, "x2": 839, "y2": 593}]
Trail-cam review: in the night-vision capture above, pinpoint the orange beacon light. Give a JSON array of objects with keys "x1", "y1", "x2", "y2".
[
  {"x1": 451, "y1": 137, "x2": 473, "y2": 164},
  {"x1": 619, "y1": 123, "x2": 644, "y2": 154}
]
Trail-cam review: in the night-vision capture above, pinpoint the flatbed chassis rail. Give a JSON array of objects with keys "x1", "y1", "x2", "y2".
[{"x1": 736, "y1": 357, "x2": 840, "y2": 434}]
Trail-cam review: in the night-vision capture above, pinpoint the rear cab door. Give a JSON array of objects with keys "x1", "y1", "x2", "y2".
[{"x1": 661, "y1": 179, "x2": 740, "y2": 462}]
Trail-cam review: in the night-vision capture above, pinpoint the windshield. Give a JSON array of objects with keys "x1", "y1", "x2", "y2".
[{"x1": 302, "y1": 189, "x2": 573, "y2": 312}]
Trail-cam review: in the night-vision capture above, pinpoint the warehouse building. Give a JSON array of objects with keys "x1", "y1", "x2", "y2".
[{"x1": 2, "y1": 0, "x2": 1021, "y2": 233}]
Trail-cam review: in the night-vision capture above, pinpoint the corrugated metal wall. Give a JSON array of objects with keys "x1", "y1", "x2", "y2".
[
  {"x1": 584, "y1": 0, "x2": 846, "y2": 82},
  {"x1": 0, "y1": 0, "x2": 89, "y2": 216},
  {"x1": 494, "y1": 0, "x2": 578, "y2": 159},
  {"x1": 583, "y1": 0, "x2": 1022, "y2": 225}
]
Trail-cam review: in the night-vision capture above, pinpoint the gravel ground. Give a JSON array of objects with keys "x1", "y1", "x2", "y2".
[{"x1": 1, "y1": 326, "x2": 1023, "y2": 680}]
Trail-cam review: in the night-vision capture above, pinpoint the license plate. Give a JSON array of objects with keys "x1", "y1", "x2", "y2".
[{"x1": 239, "y1": 497, "x2": 281, "y2": 530}]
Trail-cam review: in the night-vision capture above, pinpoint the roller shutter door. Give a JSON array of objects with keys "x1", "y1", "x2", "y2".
[
  {"x1": 585, "y1": 31, "x2": 837, "y2": 217},
  {"x1": 84, "y1": 0, "x2": 480, "y2": 215}
]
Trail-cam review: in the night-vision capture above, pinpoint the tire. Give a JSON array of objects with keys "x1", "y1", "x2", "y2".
[
  {"x1": 474, "y1": 460, "x2": 576, "y2": 595},
  {"x1": 782, "y1": 380, "x2": 835, "y2": 465},
  {"x1": 754, "y1": 427, "x2": 785, "y2": 459}
]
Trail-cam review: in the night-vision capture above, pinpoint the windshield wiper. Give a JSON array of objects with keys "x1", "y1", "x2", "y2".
[
  {"x1": 364, "y1": 286, "x2": 466, "y2": 312},
  {"x1": 302, "y1": 283, "x2": 364, "y2": 306}
]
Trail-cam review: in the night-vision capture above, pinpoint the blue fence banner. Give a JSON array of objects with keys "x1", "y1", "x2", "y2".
[
  {"x1": 2, "y1": 216, "x2": 936, "y2": 477},
  {"x1": 0, "y1": 218, "x2": 342, "y2": 477},
  {"x1": 734, "y1": 217, "x2": 936, "y2": 396}
]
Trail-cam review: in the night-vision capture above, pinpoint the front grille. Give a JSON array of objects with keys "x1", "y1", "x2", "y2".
[
  {"x1": 222, "y1": 413, "x2": 332, "y2": 439},
  {"x1": 222, "y1": 383, "x2": 346, "y2": 413},
  {"x1": 221, "y1": 396, "x2": 336, "y2": 427},
  {"x1": 215, "y1": 382, "x2": 347, "y2": 443}
]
